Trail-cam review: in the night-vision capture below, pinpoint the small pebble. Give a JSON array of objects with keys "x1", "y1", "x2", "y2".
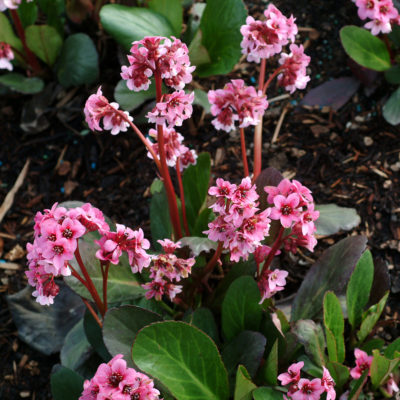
[
  {"x1": 364, "y1": 136, "x2": 373, "y2": 146},
  {"x1": 383, "y1": 180, "x2": 392, "y2": 189}
]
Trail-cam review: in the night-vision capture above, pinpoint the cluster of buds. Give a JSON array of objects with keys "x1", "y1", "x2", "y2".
[
  {"x1": 205, "y1": 177, "x2": 271, "y2": 262},
  {"x1": 26, "y1": 203, "x2": 109, "y2": 305},
  {"x1": 0, "y1": 0, "x2": 32, "y2": 11},
  {"x1": 352, "y1": 0, "x2": 400, "y2": 35},
  {"x1": 0, "y1": 42, "x2": 14, "y2": 71},
  {"x1": 208, "y1": 79, "x2": 269, "y2": 132},
  {"x1": 142, "y1": 239, "x2": 195, "y2": 301},
  {"x1": 146, "y1": 126, "x2": 197, "y2": 171},
  {"x1": 278, "y1": 362, "x2": 336, "y2": 400},
  {"x1": 80, "y1": 354, "x2": 160, "y2": 400}
]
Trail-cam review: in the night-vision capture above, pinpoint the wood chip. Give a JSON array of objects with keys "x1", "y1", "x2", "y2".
[
  {"x1": 5, "y1": 244, "x2": 25, "y2": 261},
  {"x1": 0, "y1": 262, "x2": 20, "y2": 270}
]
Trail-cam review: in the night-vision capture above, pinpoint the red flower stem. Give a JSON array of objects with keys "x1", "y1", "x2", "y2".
[
  {"x1": 10, "y1": 10, "x2": 41, "y2": 74},
  {"x1": 239, "y1": 128, "x2": 250, "y2": 177},
  {"x1": 81, "y1": 297, "x2": 103, "y2": 328},
  {"x1": 74, "y1": 245, "x2": 105, "y2": 316},
  {"x1": 102, "y1": 262, "x2": 110, "y2": 313},
  {"x1": 262, "y1": 66, "x2": 285, "y2": 95},
  {"x1": 69, "y1": 263, "x2": 88, "y2": 286},
  {"x1": 176, "y1": 158, "x2": 190, "y2": 236},
  {"x1": 202, "y1": 241, "x2": 223, "y2": 280},
  {"x1": 260, "y1": 226, "x2": 285, "y2": 278}
]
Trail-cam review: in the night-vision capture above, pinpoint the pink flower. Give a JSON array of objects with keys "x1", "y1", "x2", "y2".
[
  {"x1": 179, "y1": 148, "x2": 197, "y2": 171},
  {"x1": 147, "y1": 90, "x2": 194, "y2": 128},
  {"x1": 383, "y1": 374, "x2": 399, "y2": 397},
  {"x1": 254, "y1": 245, "x2": 281, "y2": 264},
  {"x1": 258, "y1": 269, "x2": 288, "y2": 303},
  {"x1": 300, "y1": 203, "x2": 319, "y2": 236},
  {"x1": 270, "y1": 193, "x2": 300, "y2": 228},
  {"x1": 278, "y1": 361, "x2": 304, "y2": 385},
  {"x1": 73, "y1": 203, "x2": 109, "y2": 232},
  {"x1": 364, "y1": 18, "x2": 392, "y2": 34},
  {"x1": 278, "y1": 44, "x2": 311, "y2": 94},
  {"x1": 321, "y1": 367, "x2": 336, "y2": 400},
  {"x1": 142, "y1": 278, "x2": 168, "y2": 301},
  {"x1": 42, "y1": 237, "x2": 75, "y2": 271},
  {"x1": 208, "y1": 79, "x2": 268, "y2": 132},
  {"x1": 0, "y1": 42, "x2": 13, "y2": 71},
  {"x1": 290, "y1": 378, "x2": 325, "y2": 400},
  {"x1": 103, "y1": 102, "x2": 133, "y2": 135},
  {"x1": 350, "y1": 348, "x2": 373, "y2": 379},
  {"x1": 209, "y1": 178, "x2": 237, "y2": 199},
  {"x1": 355, "y1": 0, "x2": 378, "y2": 19}
]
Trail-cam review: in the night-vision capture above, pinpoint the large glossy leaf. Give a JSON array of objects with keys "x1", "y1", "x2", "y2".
[
  {"x1": 262, "y1": 339, "x2": 278, "y2": 385},
  {"x1": 148, "y1": 0, "x2": 182, "y2": 37},
  {"x1": 100, "y1": 5, "x2": 174, "y2": 51},
  {"x1": 340, "y1": 25, "x2": 391, "y2": 71},
  {"x1": 114, "y1": 79, "x2": 156, "y2": 111},
  {"x1": 132, "y1": 321, "x2": 229, "y2": 400},
  {"x1": 56, "y1": 33, "x2": 99, "y2": 87},
  {"x1": 183, "y1": 307, "x2": 219, "y2": 344},
  {"x1": 252, "y1": 387, "x2": 283, "y2": 400},
  {"x1": 0, "y1": 73, "x2": 44, "y2": 94},
  {"x1": 315, "y1": 204, "x2": 361, "y2": 235},
  {"x1": 196, "y1": 0, "x2": 247, "y2": 76},
  {"x1": 234, "y1": 365, "x2": 256, "y2": 400},
  {"x1": 370, "y1": 350, "x2": 400, "y2": 389},
  {"x1": 0, "y1": 13, "x2": 23, "y2": 52},
  {"x1": 222, "y1": 276, "x2": 262, "y2": 341},
  {"x1": 26, "y1": 25, "x2": 62, "y2": 66},
  {"x1": 346, "y1": 250, "x2": 374, "y2": 329},
  {"x1": 383, "y1": 87, "x2": 400, "y2": 126},
  {"x1": 291, "y1": 236, "x2": 367, "y2": 321},
  {"x1": 51, "y1": 366, "x2": 84, "y2": 400},
  {"x1": 83, "y1": 310, "x2": 110, "y2": 361},
  {"x1": 102, "y1": 305, "x2": 162, "y2": 366},
  {"x1": 18, "y1": 0, "x2": 38, "y2": 28}
]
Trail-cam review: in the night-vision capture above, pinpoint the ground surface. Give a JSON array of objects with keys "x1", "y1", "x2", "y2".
[{"x1": 0, "y1": 0, "x2": 399, "y2": 399}]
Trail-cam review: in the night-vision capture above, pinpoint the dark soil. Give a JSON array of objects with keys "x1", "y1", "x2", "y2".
[{"x1": 1, "y1": 0, "x2": 399, "y2": 399}]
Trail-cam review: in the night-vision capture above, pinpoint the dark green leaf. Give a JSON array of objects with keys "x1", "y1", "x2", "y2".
[
  {"x1": 384, "y1": 338, "x2": 400, "y2": 359},
  {"x1": 292, "y1": 236, "x2": 367, "y2": 321},
  {"x1": 262, "y1": 340, "x2": 278, "y2": 385},
  {"x1": 297, "y1": 355, "x2": 322, "y2": 378},
  {"x1": 132, "y1": 321, "x2": 229, "y2": 400},
  {"x1": 26, "y1": 25, "x2": 62, "y2": 66},
  {"x1": 252, "y1": 387, "x2": 283, "y2": 400},
  {"x1": 0, "y1": 73, "x2": 44, "y2": 94},
  {"x1": 100, "y1": 4, "x2": 174, "y2": 51},
  {"x1": 383, "y1": 87, "x2": 400, "y2": 126},
  {"x1": 103, "y1": 305, "x2": 162, "y2": 366},
  {"x1": 0, "y1": 13, "x2": 23, "y2": 52},
  {"x1": 192, "y1": 208, "x2": 214, "y2": 237},
  {"x1": 196, "y1": 0, "x2": 247, "y2": 76},
  {"x1": 326, "y1": 361, "x2": 350, "y2": 390},
  {"x1": 114, "y1": 79, "x2": 156, "y2": 111},
  {"x1": 51, "y1": 366, "x2": 84, "y2": 400},
  {"x1": 347, "y1": 250, "x2": 374, "y2": 329},
  {"x1": 183, "y1": 307, "x2": 219, "y2": 343},
  {"x1": 315, "y1": 204, "x2": 361, "y2": 236},
  {"x1": 56, "y1": 33, "x2": 99, "y2": 87},
  {"x1": 340, "y1": 25, "x2": 391, "y2": 71},
  {"x1": 348, "y1": 369, "x2": 369, "y2": 400},
  {"x1": 83, "y1": 309, "x2": 111, "y2": 361},
  {"x1": 384, "y1": 66, "x2": 400, "y2": 84},
  {"x1": 18, "y1": 0, "x2": 38, "y2": 28},
  {"x1": 388, "y1": 24, "x2": 400, "y2": 47},
  {"x1": 36, "y1": 0, "x2": 65, "y2": 36},
  {"x1": 234, "y1": 365, "x2": 257, "y2": 400},
  {"x1": 222, "y1": 276, "x2": 262, "y2": 341},
  {"x1": 361, "y1": 338, "x2": 385, "y2": 354},
  {"x1": 292, "y1": 320, "x2": 326, "y2": 367},
  {"x1": 370, "y1": 350, "x2": 400, "y2": 388},
  {"x1": 148, "y1": 0, "x2": 183, "y2": 36}
]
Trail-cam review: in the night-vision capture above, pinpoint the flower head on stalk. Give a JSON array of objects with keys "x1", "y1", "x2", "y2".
[
  {"x1": 208, "y1": 79, "x2": 269, "y2": 132},
  {"x1": 350, "y1": 348, "x2": 373, "y2": 379},
  {"x1": 0, "y1": 42, "x2": 14, "y2": 71},
  {"x1": 84, "y1": 86, "x2": 133, "y2": 135},
  {"x1": 258, "y1": 268, "x2": 288, "y2": 303}
]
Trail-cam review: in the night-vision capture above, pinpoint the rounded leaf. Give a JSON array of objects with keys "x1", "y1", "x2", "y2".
[{"x1": 383, "y1": 87, "x2": 400, "y2": 126}]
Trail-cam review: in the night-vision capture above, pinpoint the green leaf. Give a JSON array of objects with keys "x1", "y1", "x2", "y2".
[
  {"x1": 292, "y1": 236, "x2": 368, "y2": 321},
  {"x1": 297, "y1": 355, "x2": 323, "y2": 378},
  {"x1": 383, "y1": 87, "x2": 400, "y2": 126},
  {"x1": 357, "y1": 292, "x2": 389, "y2": 344},
  {"x1": 65, "y1": 233, "x2": 145, "y2": 303},
  {"x1": 315, "y1": 204, "x2": 361, "y2": 236},
  {"x1": 252, "y1": 387, "x2": 283, "y2": 400},
  {"x1": 384, "y1": 338, "x2": 400, "y2": 359},
  {"x1": 389, "y1": 24, "x2": 400, "y2": 47},
  {"x1": 188, "y1": 29, "x2": 212, "y2": 66},
  {"x1": 222, "y1": 276, "x2": 262, "y2": 341},
  {"x1": 182, "y1": 152, "x2": 211, "y2": 232},
  {"x1": 51, "y1": 366, "x2": 84, "y2": 400},
  {"x1": 192, "y1": 208, "x2": 214, "y2": 237},
  {"x1": 384, "y1": 66, "x2": 400, "y2": 84},
  {"x1": 0, "y1": 13, "x2": 23, "y2": 53},
  {"x1": 348, "y1": 369, "x2": 369, "y2": 400},
  {"x1": 26, "y1": 25, "x2": 62, "y2": 66},
  {"x1": 114, "y1": 79, "x2": 156, "y2": 111},
  {"x1": 183, "y1": 307, "x2": 219, "y2": 344},
  {"x1": 361, "y1": 338, "x2": 385, "y2": 354},
  {"x1": 262, "y1": 340, "x2": 278, "y2": 385},
  {"x1": 0, "y1": 73, "x2": 44, "y2": 94},
  {"x1": 196, "y1": 0, "x2": 247, "y2": 76},
  {"x1": 346, "y1": 250, "x2": 374, "y2": 329},
  {"x1": 234, "y1": 365, "x2": 257, "y2": 400},
  {"x1": 148, "y1": 0, "x2": 183, "y2": 37},
  {"x1": 324, "y1": 292, "x2": 345, "y2": 363},
  {"x1": 326, "y1": 362, "x2": 350, "y2": 391},
  {"x1": 193, "y1": 88, "x2": 211, "y2": 113},
  {"x1": 18, "y1": 0, "x2": 38, "y2": 28},
  {"x1": 103, "y1": 305, "x2": 162, "y2": 366},
  {"x1": 132, "y1": 321, "x2": 229, "y2": 400},
  {"x1": 183, "y1": 3, "x2": 206, "y2": 44},
  {"x1": 340, "y1": 25, "x2": 391, "y2": 71},
  {"x1": 292, "y1": 320, "x2": 326, "y2": 367},
  {"x1": 36, "y1": 0, "x2": 65, "y2": 36},
  {"x1": 370, "y1": 349, "x2": 400, "y2": 389},
  {"x1": 56, "y1": 33, "x2": 99, "y2": 87},
  {"x1": 100, "y1": 4, "x2": 174, "y2": 51}
]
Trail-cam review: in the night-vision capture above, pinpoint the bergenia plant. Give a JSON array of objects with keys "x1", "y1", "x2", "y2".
[{"x1": 21, "y1": 3, "x2": 400, "y2": 400}]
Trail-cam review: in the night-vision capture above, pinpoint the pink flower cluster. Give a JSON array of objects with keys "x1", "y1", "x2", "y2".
[
  {"x1": 353, "y1": 0, "x2": 400, "y2": 35},
  {"x1": 146, "y1": 127, "x2": 197, "y2": 171},
  {"x1": 84, "y1": 87, "x2": 133, "y2": 135},
  {"x1": 0, "y1": 0, "x2": 32, "y2": 11},
  {"x1": 258, "y1": 268, "x2": 288, "y2": 303},
  {"x1": 121, "y1": 36, "x2": 195, "y2": 92},
  {"x1": 278, "y1": 362, "x2": 336, "y2": 400},
  {"x1": 142, "y1": 239, "x2": 195, "y2": 301},
  {"x1": 0, "y1": 42, "x2": 14, "y2": 71},
  {"x1": 278, "y1": 44, "x2": 311, "y2": 94},
  {"x1": 350, "y1": 348, "x2": 373, "y2": 379},
  {"x1": 146, "y1": 90, "x2": 194, "y2": 128},
  {"x1": 80, "y1": 354, "x2": 160, "y2": 400},
  {"x1": 240, "y1": 4, "x2": 298, "y2": 63},
  {"x1": 95, "y1": 224, "x2": 151, "y2": 273},
  {"x1": 265, "y1": 178, "x2": 319, "y2": 253},
  {"x1": 26, "y1": 203, "x2": 109, "y2": 305},
  {"x1": 204, "y1": 177, "x2": 271, "y2": 262},
  {"x1": 208, "y1": 79, "x2": 269, "y2": 132}
]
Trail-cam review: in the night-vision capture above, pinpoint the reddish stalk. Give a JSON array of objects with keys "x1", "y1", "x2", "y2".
[
  {"x1": 81, "y1": 297, "x2": 103, "y2": 328},
  {"x1": 10, "y1": 10, "x2": 41, "y2": 74},
  {"x1": 102, "y1": 262, "x2": 110, "y2": 313},
  {"x1": 202, "y1": 242, "x2": 223, "y2": 282},
  {"x1": 258, "y1": 58, "x2": 267, "y2": 91},
  {"x1": 239, "y1": 128, "x2": 250, "y2": 177},
  {"x1": 69, "y1": 263, "x2": 88, "y2": 286},
  {"x1": 262, "y1": 66, "x2": 285, "y2": 95},
  {"x1": 260, "y1": 226, "x2": 285, "y2": 278},
  {"x1": 176, "y1": 158, "x2": 190, "y2": 236}
]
